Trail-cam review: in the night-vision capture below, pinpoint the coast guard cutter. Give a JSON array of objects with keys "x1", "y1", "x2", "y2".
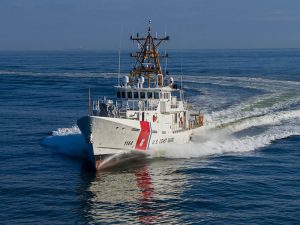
[{"x1": 77, "y1": 21, "x2": 204, "y2": 170}]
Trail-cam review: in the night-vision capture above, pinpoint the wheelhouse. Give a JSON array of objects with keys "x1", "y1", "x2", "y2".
[
  {"x1": 115, "y1": 86, "x2": 184, "y2": 100},
  {"x1": 116, "y1": 88, "x2": 173, "y2": 101}
]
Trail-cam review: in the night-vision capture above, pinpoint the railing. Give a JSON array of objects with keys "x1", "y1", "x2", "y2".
[
  {"x1": 92, "y1": 99, "x2": 118, "y2": 118},
  {"x1": 91, "y1": 99, "x2": 160, "y2": 119}
]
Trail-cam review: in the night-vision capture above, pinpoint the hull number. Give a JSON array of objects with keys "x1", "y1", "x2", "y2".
[
  {"x1": 152, "y1": 137, "x2": 174, "y2": 145},
  {"x1": 124, "y1": 141, "x2": 134, "y2": 146}
]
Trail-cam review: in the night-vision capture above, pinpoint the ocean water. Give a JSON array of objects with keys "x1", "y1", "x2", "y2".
[{"x1": 0, "y1": 49, "x2": 299, "y2": 224}]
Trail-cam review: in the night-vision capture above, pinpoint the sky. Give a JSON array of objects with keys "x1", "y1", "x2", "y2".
[{"x1": 0, "y1": 0, "x2": 300, "y2": 50}]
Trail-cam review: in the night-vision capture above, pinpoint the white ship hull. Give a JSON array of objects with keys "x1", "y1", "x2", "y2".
[{"x1": 77, "y1": 116, "x2": 198, "y2": 170}]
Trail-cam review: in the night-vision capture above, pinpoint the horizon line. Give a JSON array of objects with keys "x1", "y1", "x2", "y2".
[{"x1": 1, "y1": 47, "x2": 300, "y2": 52}]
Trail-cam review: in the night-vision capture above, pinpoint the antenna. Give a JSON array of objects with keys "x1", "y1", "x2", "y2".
[
  {"x1": 164, "y1": 50, "x2": 168, "y2": 75},
  {"x1": 180, "y1": 57, "x2": 183, "y2": 90},
  {"x1": 88, "y1": 88, "x2": 91, "y2": 115},
  {"x1": 164, "y1": 24, "x2": 167, "y2": 36},
  {"x1": 118, "y1": 50, "x2": 121, "y2": 86},
  {"x1": 148, "y1": 19, "x2": 151, "y2": 34},
  {"x1": 118, "y1": 26, "x2": 123, "y2": 86},
  {"x1": 181, "y1": 75, "x2": 183, "y2": 90}
]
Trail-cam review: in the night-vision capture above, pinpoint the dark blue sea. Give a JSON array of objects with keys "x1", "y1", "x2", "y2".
[{"x1": 0, "y1": 49, "x2": 299, "y2": 224}]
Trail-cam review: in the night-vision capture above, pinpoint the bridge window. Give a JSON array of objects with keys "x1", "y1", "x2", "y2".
[
  {"x1": 154, "y1": 92, "x2": 159, "y2": 99},
  {"x1": 140, "y1": 92, "x2": 145, "y2": 99},
  {"x1": 121, "y1": 91, "x2": 126, "y2": 98},
  {"x1": 147, "y1": 92, "x2": 153, "y2": 99},
  {"x1": 117, "y1": 91, "x2": 121, "y2": 98},
  {"x1": 127, "y1": 91, "x2": 132, "y2": 98},
  {"x1": 134, "y1": 91, "x2": 139, "y2": 99},
  {"x1": 164, "y1": 93, "x2": 169, "y2": 99}
]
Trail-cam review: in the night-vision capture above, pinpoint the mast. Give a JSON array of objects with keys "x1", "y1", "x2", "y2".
[
  {"x1": 118, "y1": 50, "x2": 121, "y2": 86},
  {"x1": 118, "y1": 27, "x2": 123, "y2": 87},
  {"x1": 88, "y1": 88, "x2": 91, "y2": 115},
  {"x1": 129, "y1": 20, "x2": 169, "y2": 88}
]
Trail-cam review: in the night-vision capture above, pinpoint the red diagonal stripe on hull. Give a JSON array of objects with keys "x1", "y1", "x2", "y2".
[{"x1": 135, "y1": 121, "x2": 151, "y2": 150}]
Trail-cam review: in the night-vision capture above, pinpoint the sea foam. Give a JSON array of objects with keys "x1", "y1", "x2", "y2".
[{"x1": 42, "y1": 126, "x2": 89, "y2": 157}]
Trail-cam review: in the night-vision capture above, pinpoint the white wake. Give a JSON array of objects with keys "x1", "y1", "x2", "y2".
[{"x1": 42, "y1": 126, "x2": 89, "y2": 157}]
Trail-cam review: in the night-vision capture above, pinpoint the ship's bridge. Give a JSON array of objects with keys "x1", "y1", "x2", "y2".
[
  {"x1": 115, "y1": 86, "x2": 180, "y2": 101},
  {"x1": 114, "y1": 85, "x2": 185, "y2": 111}
]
